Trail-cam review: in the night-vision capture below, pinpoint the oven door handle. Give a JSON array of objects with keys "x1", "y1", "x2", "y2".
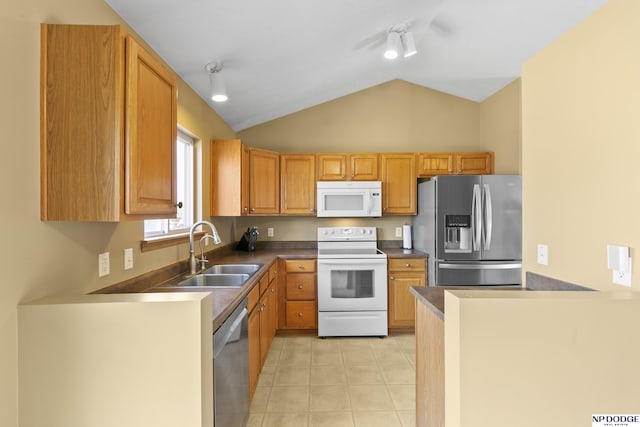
[{"x1": 317, "y1": 258, "x2": 387, "y2": 266}]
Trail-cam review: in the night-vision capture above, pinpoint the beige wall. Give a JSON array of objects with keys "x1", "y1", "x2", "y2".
[
  {"x1": 0, "y1": 1, "x2": 236, "y2": 426},
  {"x1": 522, "y1": 0, "x2": 640, "y2": 290},
  {"x1": 445, "y1": 290, "x2": 640, "y2": 426}
]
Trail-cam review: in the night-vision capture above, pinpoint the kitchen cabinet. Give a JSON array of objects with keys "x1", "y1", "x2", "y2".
[
  {"x1": 278, "y1": 259, "x2": 317, "y2": 330},
  {"x1": 317, "y1": 153, "x2": 379, "y2": 181},
  {"x1": 249, "y1": 148, "x2": 280, "y2": 215},
  {"x1": 380, "y1": 153, "x2": 417, "y2": 215},
  {"x1": 248, "y1": 285, "x2": 261, "y2": 400},
  {"x1": 210, "y1": 139, "x2": 250, "y2": 216},
  {"x1": 415, "y1": 300, "x2": 444, "y2": 427},
  {"x1": 249, "y1": 261, "x2": 278, "y2": 401},
  {"x1": 280, "y1": 154, "x2": 316, "y2": 215},
  {"x1": 417, "y1": 152, "x2": 494, "y2": 177},
  {"x1": 388, "y1": 258, "x2": 426, "y2": 329},
  {"x1": 40, "y1": 24, "x2": 178, "y2": 221}
]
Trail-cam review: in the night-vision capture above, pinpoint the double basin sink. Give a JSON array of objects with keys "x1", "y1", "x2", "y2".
[{"x1": 177, "y1": 264, "x2": 262, "y2": 288}]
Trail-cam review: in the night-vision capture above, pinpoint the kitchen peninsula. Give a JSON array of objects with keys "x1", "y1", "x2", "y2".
[{"x1": 411, "y1": 279, "x2": 640, "y2": 427}]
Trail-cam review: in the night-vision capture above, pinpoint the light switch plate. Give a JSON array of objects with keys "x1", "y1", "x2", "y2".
[
  {"x1": 98, "y1": 252, "x2": 110, "y2": 277},
  {"x1": 124, "y1": 248, "x2": 133, "y2": 270},
  {"x1": 537, "y1": 244, "x2": 548, "y2": 265}
]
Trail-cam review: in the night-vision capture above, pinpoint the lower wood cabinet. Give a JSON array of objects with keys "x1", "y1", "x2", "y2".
[
  {"x1": 388, "y1": 257, "x2": 426, "y2": 329},
  {"x1": 278, "y1": 258, "x2": 317, "y2": 330},
  {"x1": 248, "y1": 261, "x2": 277, "y2": 400}
]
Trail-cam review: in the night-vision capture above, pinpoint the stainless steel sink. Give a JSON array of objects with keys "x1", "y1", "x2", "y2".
[
  {"x1": 201, "y1": 264, "x2": 262, "y2": 275},
  {"x1": 178, "y1": 273, "x2": 250, "y2": 287}
]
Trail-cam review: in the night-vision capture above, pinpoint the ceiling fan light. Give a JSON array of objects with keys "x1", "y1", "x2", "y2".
[
  {"x1": 384, "y1": 31, "x2": 401, "y2": 59},
  {"x1": 401, "y1": 31, "x2": 417, "y2": 57}
]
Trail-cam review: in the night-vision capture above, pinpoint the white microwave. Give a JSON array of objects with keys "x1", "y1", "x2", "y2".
[{"x1": 316, "y1": 181, "x2": 382, "y2": 217}]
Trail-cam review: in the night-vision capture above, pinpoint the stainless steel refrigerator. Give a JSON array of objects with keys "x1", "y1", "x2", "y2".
[{"x1": 413, "y1": 175, "x2": 522, "y2": 286}]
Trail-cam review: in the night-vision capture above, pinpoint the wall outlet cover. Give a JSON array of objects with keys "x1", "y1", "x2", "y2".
[
  {"x1": 267, "y1": 227, "x2": 274, "y2": 237},
  {"x1": 537, "y1": 244, "x2": 548, "y2": 265},
  {"x1": 98, "y1": 252, "x2": 110, "y2": 277},
  {"x1": 395, "y1": 227, "x2": 402, "y2": 237},
  {"x1": 124, "y1": 248, "x2": 133, "y2": 270}
]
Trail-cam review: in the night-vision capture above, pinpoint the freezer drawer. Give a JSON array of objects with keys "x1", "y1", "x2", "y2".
[{"x1": 434, "y1": 260, "x2": 522, "y2": 286}]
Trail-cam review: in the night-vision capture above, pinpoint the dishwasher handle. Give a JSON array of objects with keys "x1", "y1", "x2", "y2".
[{"x1": 213, "y1": 306, "x2": 248, "y2": 360}]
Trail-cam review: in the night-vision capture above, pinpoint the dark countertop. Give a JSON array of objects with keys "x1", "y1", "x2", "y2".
[
  {"x1": 410, "y1": 272, "x2": 595, "y2": 321},
  {"x1": 97, "y1": 241, "x2": 426, "y2": 332}
]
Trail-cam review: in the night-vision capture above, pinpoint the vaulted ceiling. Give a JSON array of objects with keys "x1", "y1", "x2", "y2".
[{"x1": 106, "y1": 0, "x2": 607, "y2": 131}]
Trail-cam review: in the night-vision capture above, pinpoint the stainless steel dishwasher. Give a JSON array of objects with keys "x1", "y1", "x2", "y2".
[{"x1": 213, "y1": 298, "x2": 249, "y2": 427}]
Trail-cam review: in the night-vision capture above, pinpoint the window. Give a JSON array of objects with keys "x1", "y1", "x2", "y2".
[{"x1": 143, "y1": 129, "x2": 196, "y2": 238}]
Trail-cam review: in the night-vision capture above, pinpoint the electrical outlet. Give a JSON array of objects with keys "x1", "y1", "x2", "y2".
[
  {"x1": 98, "y1": 252, "x2": 110, "y2": 277},
  {"x1": 395, "y1": 227, "x2": 402, "y2": 237},
  {"x1": 124, "y1": 248, "x2": 133, "y2": 270},
  {"x1": 267, "y1": 227, "x2": 274, "y2": 237},
  {"x1": 537, "y1": 244, "x2": 548, "y2": 265}
]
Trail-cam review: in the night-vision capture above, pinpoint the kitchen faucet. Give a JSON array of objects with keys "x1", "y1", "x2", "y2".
[{"x1": 189, "y1": 220, "x2": 222, "y2": 275}]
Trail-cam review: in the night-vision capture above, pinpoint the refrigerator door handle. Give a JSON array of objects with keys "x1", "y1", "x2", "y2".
[
  {"x1": 483, "y1": 183, "x2": 493, "y2": 250},
  {"x1": 471, "y1": 184, "x2": 481, "y2": 251},
  {"x1": 439, "y1": 263, "x2": 522, "y2": 270}
]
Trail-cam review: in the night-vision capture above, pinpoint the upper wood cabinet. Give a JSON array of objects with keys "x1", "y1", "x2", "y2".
[
  {"x1": 249, "y1": 148, "x2": 280, "y2": 215},
  {"x1": 40, "y1": 24, "x2": 177, "y2": 221},
  {"x1": 280, "y1": 154, "x2": 316, "y2": 215},
  {"x1": 210, "y1": 139, "x2": 250, "y2": 216},
  {"x1": 417, "y1": 152, "x2": 494, "y2": 177},
  {"x1": 317, "y1": 153, "x2": 379, "y2": 181},
  {"x1": 380, "y1": 153, "x2": 417, "y2": 215}
]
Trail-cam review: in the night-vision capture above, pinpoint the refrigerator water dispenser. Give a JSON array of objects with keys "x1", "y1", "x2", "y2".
[{"x1": 444, "y1": 214, "x2": 472, "y2": 253}]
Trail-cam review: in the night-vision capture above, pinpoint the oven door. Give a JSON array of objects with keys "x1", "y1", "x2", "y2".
[{"x1": 317, "y1": 258, "x2": 387, "y2": 311}]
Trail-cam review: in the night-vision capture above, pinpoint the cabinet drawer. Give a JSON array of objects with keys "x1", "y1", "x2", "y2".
[
  {"x1": 285, "y1": 301, "x2": 317, "y2": 328},
  {"x1": 268, "y1": 262, "x2": 277, "y2": 283},
  {"x1": 389, "y1": 258, "x2": 426, "y2": 272},
  {"x1": 285, "y1": 259, "x2": 316, "y2": 273},
  {"x1": 248, "y1": 284, "x2": 260, "y2": 312},
  {"x1": 258, "y1": 273, "x2": 270, "y2": 295},
  {"x1": 285, "y1": 274, "x2": 316, "y2": 300}
]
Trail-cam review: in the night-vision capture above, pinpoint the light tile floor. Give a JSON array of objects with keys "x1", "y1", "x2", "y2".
[{"x1": 248, "y1": 334, "x2": 416, "y2": 427}]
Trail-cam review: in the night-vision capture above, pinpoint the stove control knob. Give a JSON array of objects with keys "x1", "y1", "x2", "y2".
[{"x1": 360, "y1": 229, "x2": 366, "y2": 234}]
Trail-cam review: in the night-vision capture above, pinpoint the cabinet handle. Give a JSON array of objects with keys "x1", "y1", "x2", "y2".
[
  {"x1": 243, "y1": 207, "x2": 248, "y2": 212},
  {"x1": 458, "y1": 169, "x2": 462, "y2": 174},
  {"x1": 250, "y1": 208, "x2": 255, "y2": 212},
  {"x1": 310, "y1": 208, "x2": 315, "y2": 212},
  {"x1": 297, "y1": 284, "x2": 303, "y2": 289},
  {"x1": 298, "y1": 312, "x2": 303, "y2": 317},
  {"x1": 405, "y1": 263, "x2": 411, "y2": 268},
  {"x1": 297, "y1": 265, "x2": 304, "y2": 270},
  {"x1": 174, "y1": 201, "x2": 183, "y2": 208},
  {"x1": 270, "y1": 287, "x2": 275, "y2": 293},
  {"x1": 390, "y1": 276, "x2": 395, "y2": 280}
]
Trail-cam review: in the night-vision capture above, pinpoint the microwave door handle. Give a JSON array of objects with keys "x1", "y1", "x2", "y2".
[{"x1": 367, "y1": 192, "x2": 373, "y2": 216}]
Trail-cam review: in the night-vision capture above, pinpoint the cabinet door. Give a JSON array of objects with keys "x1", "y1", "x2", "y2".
[
  {"x1": 248, "y1": 305, "x2": 261, "y2": 400},
  {"x1": 249, "y1": 148, "x2": 280, "y2": 215},
  {"x1": 389, "y1": 272, "x2": 425, "y2": 328},
  {"x1": 417, "y1": 153, "x2": 454, "y2": 177},
  {"x1": 124, "y1": 37, "x2": 177, "y2": 215},
  {"x1": 350, "y1": 153, "x2": 379, "y2": 180},
  {"x1": 210, "y1": 139, "x2": 249, "y2": 216},
  {"x1": 380, "y1": 153, "x2": 417, "y2": 215},
  {"x1": 454, "y1": 152, "x2": 494, "y2": 175},
  {"x1": 259, "y1": 283, "x2": 277, "y2": 363},
  {"x1": 317, "y1": 154, "x2": 347, "y2": 180},
  {"x1": 280, "y1": 154, "x2": 316, "y2": 215},
  {"x1": 41, "y1": 24, "x2": 123, "y2": 221}
]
